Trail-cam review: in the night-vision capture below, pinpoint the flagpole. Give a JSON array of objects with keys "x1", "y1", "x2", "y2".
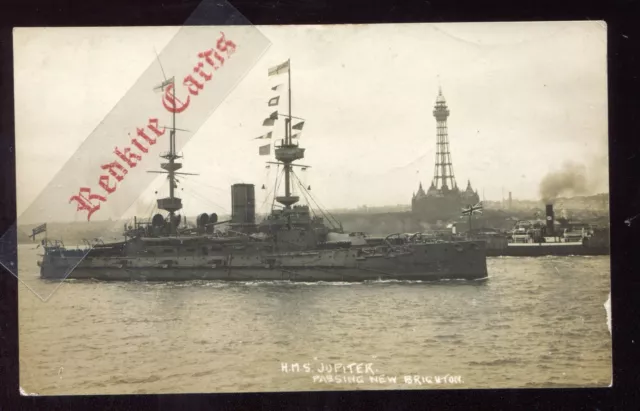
[
  {"x1": 172, "y1": 80, "x2": 176, "y2": 156},
  {"x1": 170, "y1": 83, "x2": 175, "y2": 200},
  {"x1": 282, "y1": 59, "x2": 292, "y2": 204},
  {"x1": 288, "y1": 59, "x2": 292, "y2": 145},
  {"x1": 168, "y1": 81, "x2": 177, "y2": 234}
]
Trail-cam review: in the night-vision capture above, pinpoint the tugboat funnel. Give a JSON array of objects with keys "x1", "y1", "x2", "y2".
[{"x1": 545, "y1": 204, "x2": 555, "y2": 236}]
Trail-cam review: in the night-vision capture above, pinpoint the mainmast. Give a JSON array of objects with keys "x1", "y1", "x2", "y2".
[
  {"x1": 274, "y1": 59, "x2": 305, "y2": 210},
  {"x1": 288, "y1": 57, "x2": 292, "y2": 144}
]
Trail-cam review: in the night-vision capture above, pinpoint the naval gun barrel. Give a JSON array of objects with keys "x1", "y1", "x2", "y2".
[{"x1": 206, "y1": 220, "x2": 232, "y2": 227}]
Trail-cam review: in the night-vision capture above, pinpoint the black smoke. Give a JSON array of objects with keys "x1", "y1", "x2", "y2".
[{"x1": 539, "y1": 162, "x2": 589, "y2": 204}]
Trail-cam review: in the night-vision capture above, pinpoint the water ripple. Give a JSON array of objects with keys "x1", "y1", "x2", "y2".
[{"x1": 17, "y1": 249, "x2": 612, "y2": 394}]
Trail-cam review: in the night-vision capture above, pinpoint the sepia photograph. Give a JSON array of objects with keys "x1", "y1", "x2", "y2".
[{"x1": 11, "y1": 21, "x2": 610, "y2": 395}]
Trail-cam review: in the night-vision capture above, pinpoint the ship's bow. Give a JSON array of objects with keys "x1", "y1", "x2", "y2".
[{"x1": 39, "y1": 251, "x2": 86, "y2": 280}]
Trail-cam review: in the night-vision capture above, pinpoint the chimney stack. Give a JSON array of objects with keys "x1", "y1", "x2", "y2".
[
  {"x1": 545, "y1": 204, "x2": 555, "y2": 236},
  {"x1": 508, "y1": 192, "x2": 512, "y2": 209}
]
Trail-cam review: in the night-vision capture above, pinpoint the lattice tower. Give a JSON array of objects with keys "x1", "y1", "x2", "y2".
[{"x1": 431, "y1": 87, "x2": 458, "y2": 190}]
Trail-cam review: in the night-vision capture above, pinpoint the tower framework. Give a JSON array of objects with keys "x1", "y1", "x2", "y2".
[
  {"x1": 432, "y1": 87, "x2": 457, "y2": 191},
  {"x1": 412, "y1": 87, "x2": 480, "y2": 223}
]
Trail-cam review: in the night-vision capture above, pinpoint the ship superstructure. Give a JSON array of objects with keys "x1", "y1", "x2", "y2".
[
  {"x1": 35, "y1": 61, "x2": 489, "y2": 282},
  {"x1": 468, "y1": 203, "x2": 610, "y2": 256}
]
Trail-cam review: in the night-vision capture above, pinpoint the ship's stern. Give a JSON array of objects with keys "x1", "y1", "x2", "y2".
[
  {"x1": 391, "y1": 239, "x2": 489, "y2": 281},
  {"x1": 448, "y1": 240, "x2": 488, "y2": 280}
]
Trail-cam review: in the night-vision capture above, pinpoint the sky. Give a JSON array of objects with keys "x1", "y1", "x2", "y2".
[{"x1": 13, "y1": 22, "x2": 608, "y2": 224}]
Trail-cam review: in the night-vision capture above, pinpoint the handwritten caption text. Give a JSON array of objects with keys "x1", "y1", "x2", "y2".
[{"x1": 280, "y1": 362, "x2": 463, "y2": 386}]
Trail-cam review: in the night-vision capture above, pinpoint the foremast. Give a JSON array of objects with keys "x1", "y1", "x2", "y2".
[
  {"x1": 157, "y1": 87, "x2": 182, "y2": 232},
  {"x1": 149, "y1": 76, "x2": 197, "y2": 234}
]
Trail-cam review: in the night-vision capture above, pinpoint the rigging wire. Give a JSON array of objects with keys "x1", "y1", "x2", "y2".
[
  {"x1": 259, "y1": 184, "x2": 275, "y2": 216},
  {"x1": 179, "y1": 178, "x2": 229, "y2": 211},
  {"x1": 258, "y1": 165, "x2": 274, "y2": 215},
  {"x1": 271, "y1": 166, "x2": 285, "y2": 212},
  {"x1": 180, "y1": 184, "x2": 229, "y2": 214},
  {"x1": 144, "y1": 196, "x2": 157, "y2": 221},
  {"x1": 291, "y1": 167, "x2": 297, "y2": 197},
  {"x1": 180, "y1": 184, "x2": 191, "y2": 227},
  {"x1": 188, "y1": 188, "x2": 227, "y2": 213},
  {"x1": 181, "y1": 185, "x2": 218, "y2": 211},
  {"x1": 123, "y1": 180, "x2": 161, "y2": 230},
  {"x1": 179, "y1": 175, "x2": 229, "y2": 196},
  {"x1": 301, "y1": 179, "x2": 342, "y2": 228},
  {"x1": 291, "y1": 170, "x2": 341, "y2": 230},
  {"x1": 295, "y1": 178, "x2": 318, "y2": 219},
  {"x1": 300, "y1": 166, "x2": 308, "y2": 190},
  {"x1": 147, "y1": 178, "x2": 165, "y2": 219}
]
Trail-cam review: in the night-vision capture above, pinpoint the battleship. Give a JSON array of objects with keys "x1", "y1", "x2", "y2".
[{"x1": 34, "y1": 60, "x2": 489, "y2": 282}]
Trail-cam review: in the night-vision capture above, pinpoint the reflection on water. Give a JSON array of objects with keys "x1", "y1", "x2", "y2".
[{"x1": 17, "y1": 245, "x2": 611, "y2": 394}]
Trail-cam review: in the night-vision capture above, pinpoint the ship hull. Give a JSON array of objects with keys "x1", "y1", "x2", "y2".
[
  {"x1": 40, "y1": 266, "x2": 485, "y2": 282},
  {"x1": 480, "y1": 233, "x2": 610, "y2": 257},
  {"x1": 39, "y1": 241, "x2": 489, "y2": 282},
  {"x1": 485, "y1": 244, "x2": 609, "y2": 257}
]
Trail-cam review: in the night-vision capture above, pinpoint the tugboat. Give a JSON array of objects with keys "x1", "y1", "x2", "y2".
[
  {"x1": 472, "y1": 204, "x2": 610, "y2": 257},
  {"x1": 35, "y1": 60, "x2": 489, "y2": 282}
]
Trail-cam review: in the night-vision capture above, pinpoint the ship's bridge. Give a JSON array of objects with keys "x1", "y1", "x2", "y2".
[{"x1": 267, "y1": 205, "x2": 313, "y2": 225}]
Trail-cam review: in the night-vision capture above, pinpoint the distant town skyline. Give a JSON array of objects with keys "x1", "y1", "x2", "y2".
[{"x1": 13, "y1": 22, "x2": 608, "y2": 224}]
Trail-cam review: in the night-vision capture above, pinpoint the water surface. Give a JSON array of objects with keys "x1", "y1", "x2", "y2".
[{"x1": 17, "y1": 245, "x2": 611, "y2": 394}]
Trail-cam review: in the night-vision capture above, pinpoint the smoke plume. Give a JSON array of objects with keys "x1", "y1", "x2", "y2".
[{"x1": 539, "y1": 162, "x2": 589, "y2": 204}]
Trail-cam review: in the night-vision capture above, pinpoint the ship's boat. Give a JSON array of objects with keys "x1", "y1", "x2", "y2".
[{"x1": 35, "y1": 60, "x2": 489, "y2": 282}]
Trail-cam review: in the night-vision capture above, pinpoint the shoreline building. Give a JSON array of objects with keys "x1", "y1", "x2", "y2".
[{"x1": 412, "y1": 88, "x2": 480, "y2": 222}]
